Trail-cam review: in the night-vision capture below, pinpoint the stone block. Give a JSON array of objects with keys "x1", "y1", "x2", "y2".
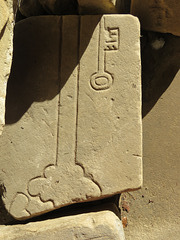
[
  {"x1": 0, "y1": 15, "x2": 142, "y2": 220},
  {"x1": 0, "y1": 211, "x2": 125, "y2": 240},
  {"x1": 0, "y1": 0, "x2": 14, "y2": 134},
  {"x1": 131, "y1": 0, "x2": 180, "y2": 36}
]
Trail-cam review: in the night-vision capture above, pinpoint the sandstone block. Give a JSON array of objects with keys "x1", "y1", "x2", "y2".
[
  {"x1": 131, "y1": 0, "x2": 180, "y2": 36},
  {"x1": 0, "y1": 211, "x2": 125, "y2": 240},
  {"x1": 0, "y1": 0, "x2": 14, "y2": 134},
  {"x1": 0, "y1": 15, "x2": 142, "y2": 220}
]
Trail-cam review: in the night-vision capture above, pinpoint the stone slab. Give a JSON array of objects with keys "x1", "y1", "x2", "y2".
[
  {"x1": 0, "y1": 15, "x2": 142, "y2": 220},
  {"x1": 0, "y1": 211, "x2": 125, "y2": 240},
  {"x1": 131, "y1": 0, "x2": 180, "y2": 36},
  {"x1": 0, "y1": 0, "x2": 14, "y2": 134}
]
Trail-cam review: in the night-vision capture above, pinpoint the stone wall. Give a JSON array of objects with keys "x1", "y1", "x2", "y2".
[
  {"x1": 120, "y1": 32, "x2": 180, "y2": 239},
  {"x1": 0, "y1": 0, "x2": 15, "y2": 134},
  {"x1": 131, "y1": 0, "x2": 180, "y2": 36}
]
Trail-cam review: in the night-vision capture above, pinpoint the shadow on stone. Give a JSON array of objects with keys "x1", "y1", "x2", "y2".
[
  {"x1": 7, "y1": 20, "x2": 180, "y2": 121},
  {"x1": 0, "y1": 22, "x2": 7, "y2": 41},
  {"x1": 1, "y1": 193, "x2": 120, "y2": 225},
  {"x1": 6, "y1": 15, "x2": 101, "y2": 124},
  {"x1": 141, "y1": 31, "x2": 180, "y2": 118},
  {"x1": 1, "y1": 15, "x2": 101, "y2": 223},
  {"x1": 0, "y1": 184, "x2": 14, "y2": 224},
  {"x1": 115, "y1": 0, "x2": 131, "y2": 13}
]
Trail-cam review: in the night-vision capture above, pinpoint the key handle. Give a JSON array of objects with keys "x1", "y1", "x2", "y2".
[{"x1": 90, "y1": 71, "x2": 113, "y2": 90}]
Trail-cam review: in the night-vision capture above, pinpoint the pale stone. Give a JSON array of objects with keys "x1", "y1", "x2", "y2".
[
  {"x1": 131, "y1": 0, "x2": 180, "y2": 37},
  {"x1": 0, "y1": 15, "x2": 142, "y2": 220},
  {"x1": 0, "y1": 0, "x2": 14, "y2": 134},
  {"x1": 0, "y1": 211, "x2": 125, "y2": 240}
]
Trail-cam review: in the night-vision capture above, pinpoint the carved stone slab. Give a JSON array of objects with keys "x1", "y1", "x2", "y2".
[{"x1": 0, "y1": 15, "x2": 142, "y2": 220}]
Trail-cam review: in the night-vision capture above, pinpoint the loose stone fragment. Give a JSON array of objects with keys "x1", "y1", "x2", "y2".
[
  {"x1": 0, "y1": 15, "x2": 142, "y2": 220},
  {"x1": 0, "y1": 211, "x2": 125, "y2": 240},
  {"x1": 0, "y1": 0, "x2": 14, "y2": 134},
  {"x1": 131, "y1": 0, "x2": 180, "y2": 36}
]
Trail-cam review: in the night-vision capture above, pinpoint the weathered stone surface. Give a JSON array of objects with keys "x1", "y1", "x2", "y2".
[
  {"x1": 120, "y1": 69, "x2": 180, "y2": 240},
  {"x1": 0, "y1": 0, "x2": 14, "y2": 134},
  {"x1": 0, "y1": 211, "x2": 125, "y2": 240},
  {"x1": 119, "y1": 33, "x2": 180, "y2": 239},
  {"x1": 0, "y1": 15, "x2": 142, "y2": 220},
  {"x1": 131, "y1": 0, "x2": 180, "y2": 36}
]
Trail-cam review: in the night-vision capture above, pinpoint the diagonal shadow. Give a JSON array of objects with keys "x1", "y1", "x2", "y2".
[
  {"x1": 3, "y1": 15, "x2": 180, "y2": 224},
  {"x1": 0, "y1": 184, "x2": 14, "y2": 224},
  {"x1": 5, "y1": 15, "x2": 101, "y2": 124},
  {"x1": 141, "y1": 31, "x2": 180, "y2": 118},
  {"x1": 1, "y1": 15, "x2": 101, "y2": 224}
]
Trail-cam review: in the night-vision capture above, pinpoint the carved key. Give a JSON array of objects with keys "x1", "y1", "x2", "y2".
[{"x1": 90, "y1": 17, "x2": 119, "y2": 91}]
